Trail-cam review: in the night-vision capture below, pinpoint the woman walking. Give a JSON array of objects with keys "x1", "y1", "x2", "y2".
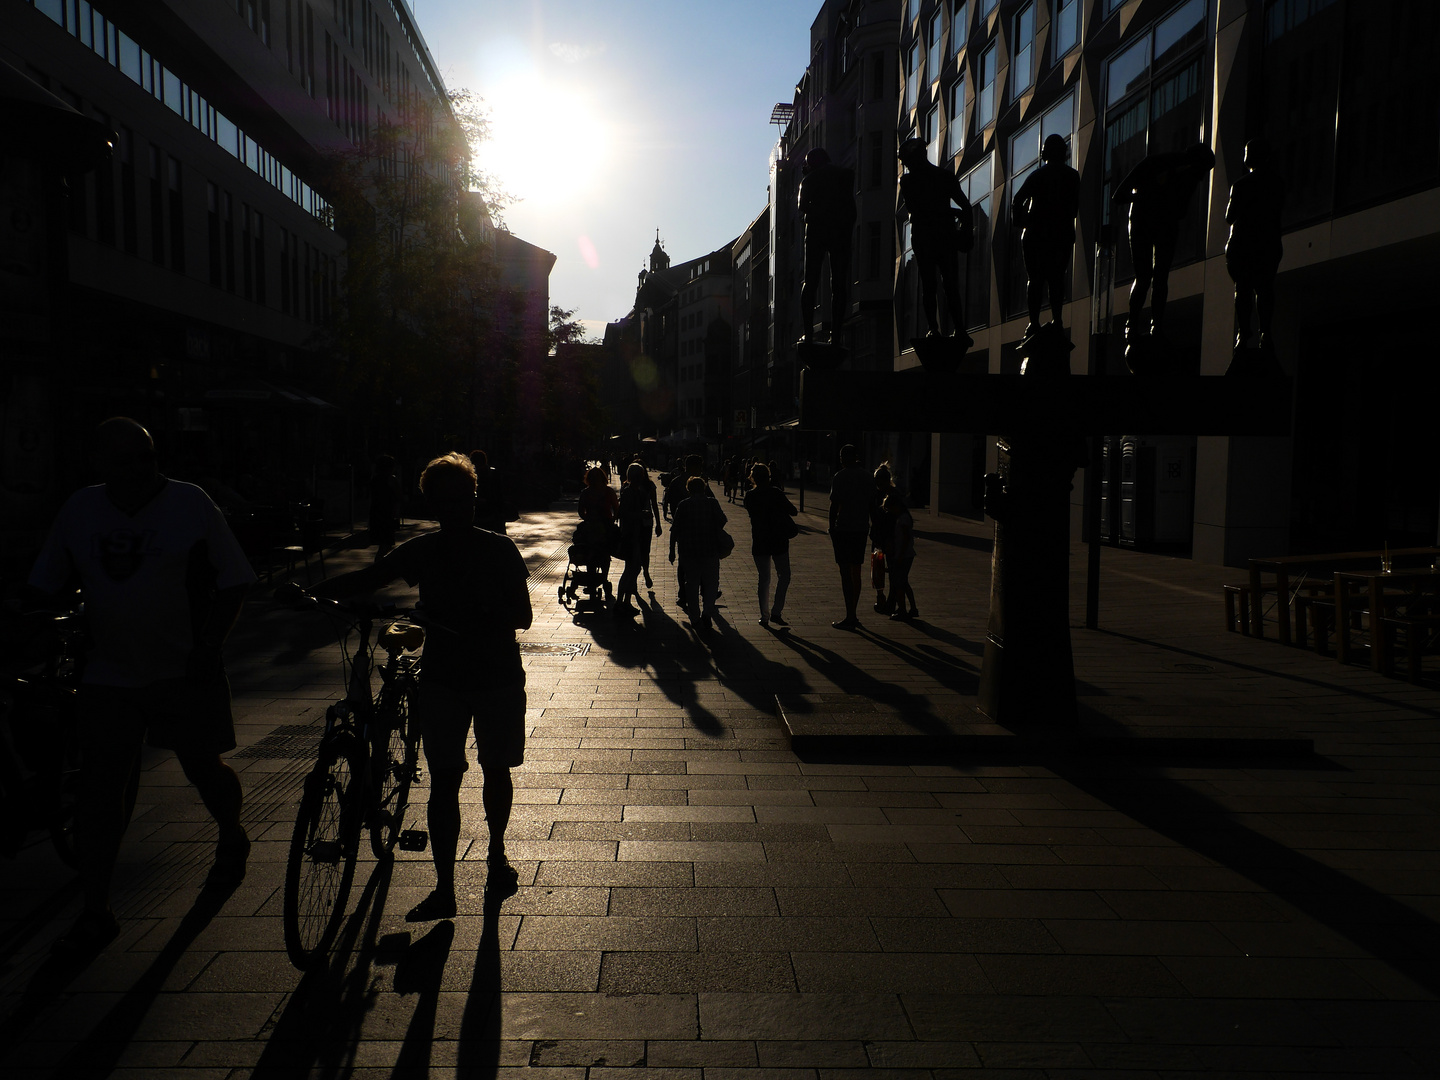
[
  {"x1": 885, "y1": 491, "x2": 918, "y2": 619},
  {"x1": 615, "y1": 462, "x2": 662, "y2": 616},
  {"x1": 743, "y1": 462, "x2": 798, "y2": 628}
]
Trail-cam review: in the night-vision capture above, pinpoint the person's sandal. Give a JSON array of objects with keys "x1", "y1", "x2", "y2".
[
  {"x1": 51, "y1": 909, "x2": 120, "y2": 957},
  {"x1": 406, "y1": 889, "x2": 458, "y2": 922}
]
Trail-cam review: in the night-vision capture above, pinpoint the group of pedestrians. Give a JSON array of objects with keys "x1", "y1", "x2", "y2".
[{"x1": 25, "y1": 419, "x2": 920, "y2": 958}]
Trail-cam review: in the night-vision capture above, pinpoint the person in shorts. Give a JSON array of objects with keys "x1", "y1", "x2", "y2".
[
  {"x1": 309, "y1": 452, "x2": 532, "y2": 916},
  {"x1": 827, "y1": 443, "x2": 873, "y2": 629},
  {"x1": 28, "y1": 418, "x2": 255, "y2": 955}
]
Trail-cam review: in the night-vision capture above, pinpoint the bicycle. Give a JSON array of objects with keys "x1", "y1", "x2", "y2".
[
  {"x1": 0, "y1": 609, "x2": 98, "y2": 868},
  {"x1": 277, "y1": 588, "x2": 425, "y2": 970}
]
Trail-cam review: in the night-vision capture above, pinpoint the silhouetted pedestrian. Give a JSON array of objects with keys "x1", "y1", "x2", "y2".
[
  {"x1": 309, "y1": 452, "x2": 532, "y2": 914},
  {"x1": 29, "y1": 418, "x2": 255, "y2": 955},
  {"x1": 669, "y1": 475, "x2": 726, "y2": 632},
  {"x1": 743, "y1": 462, "x2": 798, "y2": 628},
  {"x1": 828, "y1": 444, "x2": 871, "y2": 629}
]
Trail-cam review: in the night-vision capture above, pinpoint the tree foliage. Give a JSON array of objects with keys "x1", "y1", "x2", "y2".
[{"x1": 318, "y1": 88, "x2": 518, "y2": 460}]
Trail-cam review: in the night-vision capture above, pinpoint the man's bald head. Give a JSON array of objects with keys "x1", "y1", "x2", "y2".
[
  {"x1": 95, "y1": 417, "x2": 158, "y2": 493},
  {"x1": 96, "y1": 417, "x2": 154, "y2": 457}
]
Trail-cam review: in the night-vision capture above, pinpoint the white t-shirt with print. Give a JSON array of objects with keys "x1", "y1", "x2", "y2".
[{"x1": 29, "y1": 479, "x2": 257, "y2": 687}]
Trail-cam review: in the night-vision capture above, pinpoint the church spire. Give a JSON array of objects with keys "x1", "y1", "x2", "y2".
[{"x1": 649, "y1": 229, "x2": 669, "y2": 273}]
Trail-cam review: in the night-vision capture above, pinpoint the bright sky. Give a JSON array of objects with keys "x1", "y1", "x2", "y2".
[{"x1": 413, "y1": 0, "x2": 822, "y2": 340}]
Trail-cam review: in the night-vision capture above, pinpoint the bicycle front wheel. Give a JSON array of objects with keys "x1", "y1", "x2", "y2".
[
  {"x1": 283, "y1": 735, "x2": 362, "y2": 970},
  {"x1": 369, "y1": 682, "x2": 418, "y2": 860}
]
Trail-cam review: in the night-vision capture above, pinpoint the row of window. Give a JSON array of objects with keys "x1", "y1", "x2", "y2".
[
  {"x1": 56, "y1": 77, "x2": 333, "y2": 326},
  {"x1": 27, "y1": 0, "x2": 333, "y2": 226},
  {"x1": 905, "y1": 0, "x2": 1081, "y2": 120}
]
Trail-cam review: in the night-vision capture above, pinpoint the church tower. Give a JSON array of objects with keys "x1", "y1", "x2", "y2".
[{"x1": 648, "y1": 230, "x2": 669, "y2": 273}]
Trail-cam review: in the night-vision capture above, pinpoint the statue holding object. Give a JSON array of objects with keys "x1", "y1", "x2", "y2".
[
  {"x1": 1111, "y1": 143, "x2": 1215, "y2": 341},
  {"x1": 797, "y1": 147, "x2": 857, "y2": 346},
  {"x1": 1012, "y1": 134, "x2": 1080, "y2": 340},
  {"x1": 1225, "y1": 139, "x2": 1284, "y2": 358},
  {"x1": 898, "y1": 136, "x2": 974, "y2": 354}
]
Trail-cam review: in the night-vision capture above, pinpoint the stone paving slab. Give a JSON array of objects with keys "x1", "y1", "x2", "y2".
[{"x1": 4, "y1": 478, "x2": 1440, "y2": 1075}]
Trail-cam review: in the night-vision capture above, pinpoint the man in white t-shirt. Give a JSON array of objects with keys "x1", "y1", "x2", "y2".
[{"x1": 28, "y1": 418, "x2": 256, "y2": 955}]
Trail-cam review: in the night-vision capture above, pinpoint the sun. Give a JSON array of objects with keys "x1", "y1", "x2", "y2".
[{"x1": 475, "y1": 66, "x2": 611, "y2": 210}]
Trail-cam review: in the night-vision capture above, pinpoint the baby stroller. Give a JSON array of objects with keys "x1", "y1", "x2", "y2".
[{"x1": 559, "y1": 521, "x2": 613, "y2": 614}]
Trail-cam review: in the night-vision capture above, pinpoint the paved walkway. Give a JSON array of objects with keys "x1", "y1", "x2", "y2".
[{"x1": 3, "y1": 474, "x2": 1439, "y2": 1077}]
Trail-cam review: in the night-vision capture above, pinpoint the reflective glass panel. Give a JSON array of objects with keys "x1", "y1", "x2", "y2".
[
  {"x1": 953, "y1": 1, "x2": 968, "y2": 57},
  {"x1": 1153, "y1": 0, "x2": 1205, "y2": 71},
  {"x1": 1106, "y1": 35, "x2": 1149, "y2": 107}
]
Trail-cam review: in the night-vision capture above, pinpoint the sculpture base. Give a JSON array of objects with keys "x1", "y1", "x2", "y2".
[
  {"x1": 910, "y1": 332, "x2": 974, "y2": 374},
  {"x1": 797, "y1": 340, "x2": 848, "y2": 372},
  {"x1": 1018, "y1": 323, "x2": 1074, "y2": 376},
  {"x1": 1226, "y1": 343, "x2": 1284, "y2": 379},
  {"x1": 1123, "y1": 331, "x2": 1178, "y2": 376}
]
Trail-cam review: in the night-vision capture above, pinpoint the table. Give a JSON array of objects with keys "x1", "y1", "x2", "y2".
[
  {"x1": 1334, "y1": 567, "x2": 1440, "y2": 671},
  {"x1": 1247, "y1": 547, "x2": 1440, "y2": 644}
]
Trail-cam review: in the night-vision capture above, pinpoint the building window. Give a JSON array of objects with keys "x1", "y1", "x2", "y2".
[
  {"x1": 960, "y1": 153, "x2": 994, "y2": 331},
  {"x1": 906, "y1": 40, "x2": 920, "y2": 112},
  {"x1": 870, "y1": 51, "x2": 886, "y2": 100},
  {"x1": 928, "y1": 8, "x2": 943, "y2": 79},
  {"x1": 1012, "y1": 3, "x2": 1036, "y2": 96},
  {"x1": 978, "y1": 41, "x2": 997, "y2": 128},
  {"x1": 867, "y1": 131, "x2": 884, "y2": 188},
  {"x1": 148, "y1": 146, "x2": 164, "y2": 266},
  {"x1": 867, "y1": 220, "x2": 884, "y2": 280},
  {"x1": 947, "y1": 77, "x2": 966, "y2": 159},
  {"x1": 118, "y1": 126, "x2": 137, "y2": 254},
  {"x1": 1055, "y1": 0, "x2": 1081, "y2": 59},
  {"x1": 207, "y1": 183, "x2": 222, "y2": 286},
  {"x1": 926, "y1": 104, "x2": 941, "y2": 164},
  {"x1": 167, "y1": 156, "x2": 184, "y2": 272},
  {"x1": 223, "y1": 193, "x2": 236, "y2": 293},
  {"x1": 253, "y1": 209, "x2": 266, "y2": 304},
  {"x1": 980, "y1": 0, "x2": 998, "y2": 17},
  {"x1": 952, "y1": 1, "x2": 968, "y2": 59}
]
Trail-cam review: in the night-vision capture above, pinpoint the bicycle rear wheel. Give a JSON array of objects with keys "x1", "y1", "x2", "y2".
[
  {"x1": 283, "y1": 734, "x2": 362, "y2": 970},
  {"x1": 369, "y1": 682, "x2": 418, "y2": 860}
]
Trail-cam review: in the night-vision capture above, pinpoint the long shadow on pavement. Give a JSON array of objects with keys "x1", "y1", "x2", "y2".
[
  {"x1": 1053, "y1": 757, "x2": 1440, "y2": 1001},
  {"x1": 392, "y1": 918, "x2": 456, "y2": 1077},
  {"x1": 250, "y1": 856, "x2": 396, "y2": 1079},
  {"x1": 583, "y1": 593, "x2": 726, "y2": 737},
  {"x1": 454, "y1": 892, "x2": 506, "y2": 1079},
  {"x1": 11, "y1": 881, "x2": 234, "y2": 1077},
  {"x1": 772, "y1": 630, "x2": 960, "y2": 737}
]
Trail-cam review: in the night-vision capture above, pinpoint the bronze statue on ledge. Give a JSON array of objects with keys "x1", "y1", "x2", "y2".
[
  {"x1": 797, "y1": 147, "x2": 857, "y2": 347},
  {"x1": 898, "y1": 136, "x2": 974, "y2": 360},
  {"x1": 1112, "y1": 144, "x2": 1215, "y2": 339},
  {"x1": 1225, "y1": 139, "x2": 1285, "y2": 368},
  {"x1": 1013, "y1": 134, "x2": 1080, "y2": 339}
]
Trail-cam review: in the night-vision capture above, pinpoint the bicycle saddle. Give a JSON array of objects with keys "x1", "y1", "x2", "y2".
[{"x1": 381, "y1": 622, "x2": 425, "y2": 653}]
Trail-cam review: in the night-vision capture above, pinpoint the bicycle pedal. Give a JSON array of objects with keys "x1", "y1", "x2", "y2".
[{"x1": 397, "y1": 828, "x2": 429, "y2": 851}]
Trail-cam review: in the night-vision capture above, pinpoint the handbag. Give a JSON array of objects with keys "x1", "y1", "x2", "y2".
[
  {"x1": 717, "y1": 527, "x2": 736, "y2": 559},
  {"x1": 871, "y1": 549, "x2": 886, "y2": 590},
  {"x1": 781, "y1": 513, "x2": 800, "y2": 540},
  {"x1": 607, "y1": 520, "x2": 627, "y2": 561}
]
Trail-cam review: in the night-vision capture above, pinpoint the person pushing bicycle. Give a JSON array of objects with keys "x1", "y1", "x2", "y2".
[
  {"x1": 306, "y1": 452, "x2": 532, "y2": 917},
  {"x1": 28, "y1": 417, "x2": 255, "y2": 955}
]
